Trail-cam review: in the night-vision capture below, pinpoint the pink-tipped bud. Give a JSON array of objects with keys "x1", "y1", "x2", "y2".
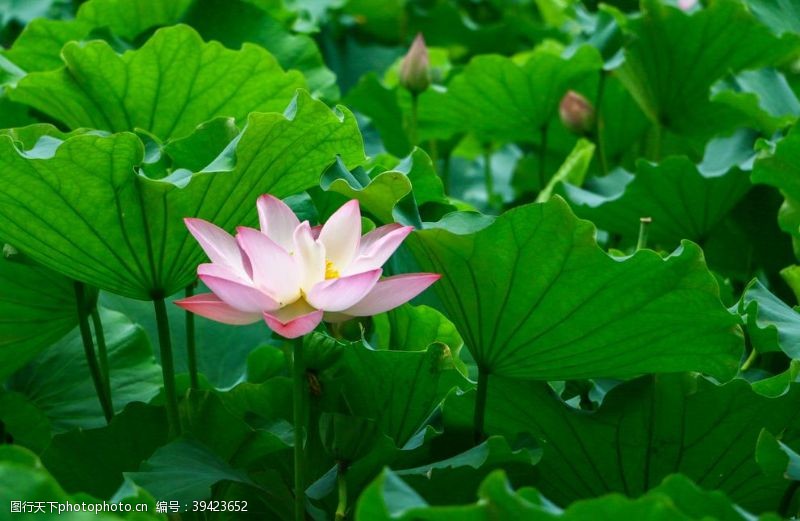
[
  {"x1": 677, "y1": 0, "x2": 697, "y2": 11},
  {"x1": 399, "y1": 33, "x2": 430, "y2": 95},
  {"x1": 559, "y1": 90, "x2": 595, "y2": 135}
]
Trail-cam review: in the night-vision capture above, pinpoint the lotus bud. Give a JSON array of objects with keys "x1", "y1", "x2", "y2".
[
  {"x1": 399, "y1": 33, "x2": 430, "y2": 95},
  {"x1": 677, "y1": 0, "x2": 697, "y2": 11},
  {"x1": 559, "y1": 90, "x2": 595, "y2": 135}
]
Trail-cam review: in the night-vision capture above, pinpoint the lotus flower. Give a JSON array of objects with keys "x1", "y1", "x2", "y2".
[
  {"x1": 399, "y1": 33, "x2": 431, "y2": 95},
  {"x1": 175, "y1": 196, "x2": 440, "y2": 338},
  {"x1": 559, "y1": 90, "x2": 595, "y2": 135}
]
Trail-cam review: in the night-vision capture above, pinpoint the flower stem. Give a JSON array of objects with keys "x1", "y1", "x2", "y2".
[
  {"x1": 184, "y1": 284, "x2": 199, "y2": 390},
  {"x1": 594, "y1": 72, "x2": 609, "y2": 175},
  {"x1": 650, "y1": 122, "x2": 663, "y2": 162},
  {"x1": 539, "y1": 124, "x2": 549, "y2": 190},
  {"x1": 293, "y1": 336, "x2": 308, "y2": 521},
  {"x1": 74, "y1": 282, "x2": 113, "y2": 423},
  {"x1": 335, "y1": 464, "x2": 348, "y2": 520},
  {"x1": 90, "y1": 306, "x2": 113, "y2": 415},
  {"x1": 153, "y1": 296, "x2": 181, "y2": 436},
  {"x1": 483, "y1": 144, "x2": 497, "y2": 210},
  {"x1": 409, "y1": 93, "x2": 419, "y2": 147},
  {"x1": 473, "y1": 369, "x2": 489, "y2": 444},
  {"x1": 741, "y1": 348, "x2": 758, "y2": 371},
  {"x1": 637, "y1": 217, "x2": 652, "y2": 250}
]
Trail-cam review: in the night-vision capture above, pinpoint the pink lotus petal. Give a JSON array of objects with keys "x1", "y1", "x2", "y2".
[
  {"x1": 342, "y1": 273, "x2": 440, "y2": 316},
  {"x1": 236, "y1": 226, "x2": 301, "y2": 306},
  {"x1": 319, "y1": 200, "x2": 361, "y2": 271},
  {"x1": 263, "y1": 300, "x2": 323, "y2": 339},
  {"x1": 343, "y1": 224, "x2": 413, "y2": 275},
  {"x1": 185, "y1": 218, "x2": 247, "y2": 275},
  {"x1": 198, "y1": 263, "x2": 279, "y2": 312},
  {"x1": 174, "y1": 293, "x2": 261, "y2": 325},
  {"x1": 257, "y1": 194, "x2": 300, "y2": 251},
  {"x1": 358, "y1": 223, "x2": 405, "y2": 252},
  {"x1": 293, "y1": 222, "x2": 326, "y2": 292},
  {"x1": 307, "y1": 269, "x2": 382, "y2": 312}
]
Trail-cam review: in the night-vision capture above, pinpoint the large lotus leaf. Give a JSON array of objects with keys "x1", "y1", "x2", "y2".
[
  {"x1": 0, "y1": 92, "x2": 364, "y2": 299},
  {"x1": 417, "y1": 44, "x2": 602, "y2": 143},
  {"x1": 4, "y1": 0, "x2": 336, "y2": 100},
  {"x1": 406, "y1": 198, "x2": 742, "y2": 381},
  {"x1": 356, "y1": 468, "x2": 767, "y2": 521},
  {"x1": 712, "y1": 69, "x2": 800, "y2": 135},
  {"x1": 319, "y1": 148, "x2": 449, "y2": 228},
  {"x1": 559, "y1": 157, "x2": 751, "y2": 248},
  {"x1": 101, "y1": 288, "x2": 272, "y2": 389},
  {"x1": 316, "y1": 341, "x2": 469, "y2": 448},
  {"x1": 0, "y1": 391, "x2": 51, "y2": 452},
  {"x1": 126, "y1": 439, "x2": 258, "y2": 504},
  {"x1": 443, "y1": 373, "x2": 800, "y2": 513},
  {"x1": 615, "y1": 0, "x2": 800, "y2": 137},
  {"x1": 7, "y1": 308, "x2": 162, "y2": 432},
  {"x1": 0, "y1": 255, "x2": 77, "y2": 380},
  {"x1": 76, "y1": 0, "x2": 194, "y2": 39},
  {"x1": 0, "y1": 445, "x2": 160, "y2": 520},
  {"x1": 183, "y1": 0, "x2": 338, "y2": 100},
  {"x1": 736, "y1": 279, "x2": 800, "y2": 358},
  {"x1": 8, "y1": 24, "x2": 305, "y2": 141},
  {"x1": 1, "y1": 19, "x2": 91, "y2": 72},
  {"x1": 757, "y1": 430, "x2": 800, "y2": 481},
  {"x1": 40, "y1": 403, "x2": 169, "y2": 498},
  {"x1": 752, "y1": 126, "x2": 800, "y2": 257},
  {"x1": 746, "y1": 0, "x2": 800, "y2": 37},
  {"x1": 395, "y1": 436, "x2": 540, "y2": 506}
]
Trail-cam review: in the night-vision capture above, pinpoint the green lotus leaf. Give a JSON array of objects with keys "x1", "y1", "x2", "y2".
[
  {"x1": 0, "y1": 445, "x2": 160, "y2": 519},
  {"x1": 356, "y1": 467, "x2": 765, "y2": 520},
  {"x1": 559, "y1": 157, "x2": 751, "y2": 248},
  {"x1": 125, "y1": 439, "x2": 259, "y2": 504},
  {"x1": 752, "y1": 126, "x2": 800, "y2": 258},
  {"x1": 443, "y1": 373, "x2": 800, "y2": 513},
  {"x1": 756, "y1": 429, "x2": 800, "y2": 481},
  {"x1": 4, "y1": 0, "x2": 337, "y2": 100},
  {"x1": 417, "y1": 44, "x2": 603, "y2": 143},
  {"x1": 615, "y1": 0, "x2": 800, "y2": 137},
  {"x1": 736, "y1": 279, "x2": 800, "y2": 358},
  {"x1": 8, "y1": 24, "x2": 305, "y2": 140},
  {"x1": 407, "y1": 198, "x2": 742, "y2": 381},
  {"x1": 7, "y1": 308, "x2": 162, "y2": 432},
  {"x1": 0, "y1": 92, "x2": 364, "y2": 299},
  {"x1": 0, "y1": 255, "x2": 78, "y2": 381}
]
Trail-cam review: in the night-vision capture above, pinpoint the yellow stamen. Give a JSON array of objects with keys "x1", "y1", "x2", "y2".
[{"x1": 325, "y1": 260, "x2": 339, "y2": 280}]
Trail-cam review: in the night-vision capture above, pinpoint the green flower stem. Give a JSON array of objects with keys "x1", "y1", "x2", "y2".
[
  {"x1": 442, "y1": 153, "x2": 452, "y2": 194},
  {"x1": 741, "y1": 347, "x2": 758, "y2": 371},
  {"x1": 90, "y1": 306, "x2": 113, "y2": 414},
  {"x1": 74, "y1": 282, "x2": 113, "y2": 423},
  {"x1": 650, "y1": 122, "x2": 663, "y2": 162},
  {"x1": 184, "y1": 284, "x2": 199, "y2": 390},
  {"x1": 409, "y1": 93, "x2": 419, "y2": 146},
  {"x1": 637, "y1": 217, "x2": 652, "y2": 250},
  {"x1": 483, "y1": 145, "x2": 497, "y2": 210},
  {"x1": 153, "y1": 296, "x2": 181, "y2": 436},
  {"x1": 335, "y1": 464, "x2": 348, "y2": 520},
  {"x1": 594, "y1": 72, "x2": 609, "y2": 175},
  {"x1": 473, "y1": 369, "x2": 489, "y2": 443},
  {"x1": 293, "y1": 336, "x2": 308, "y2": 521},
  {"x1": 539, "y1": 124, "x2": 549, "y2": 190}
]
